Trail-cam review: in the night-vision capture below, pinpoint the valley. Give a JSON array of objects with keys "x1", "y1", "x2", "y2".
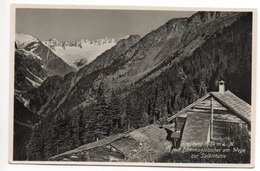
[{"x1": 13, "y1": 11, "x2": 252, "y2": 162}]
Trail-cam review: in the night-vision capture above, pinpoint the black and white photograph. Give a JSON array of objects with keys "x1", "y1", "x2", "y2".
[{"x1": 10, "y1": 5, "x2": 255, "y2": 167}]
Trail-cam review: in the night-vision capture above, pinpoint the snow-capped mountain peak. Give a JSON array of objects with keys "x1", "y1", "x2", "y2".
[
  {"x1": 15, "y1": 33, "x2": 39, "y2": 49},
  {"x1": 42, "y1": 36, "x2": 130, "y2": 69}
]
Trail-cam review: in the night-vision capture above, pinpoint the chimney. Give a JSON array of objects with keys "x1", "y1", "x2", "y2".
[{"x1": 219, "y1": 80, "x2": 225, "y2": 94}]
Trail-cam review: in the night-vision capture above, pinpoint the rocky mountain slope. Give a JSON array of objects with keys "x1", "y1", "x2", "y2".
[
  {"x1": 43, "y1": 36, "x2": 129, "y2": 69},
  {"x1": 15, "y1": 45, "x2": 46, "y2": 92},
  {"x1": 15, "y1": 34, "x2": 76, "y2": 93},
  {"x1": 18, "y1": 12, "x2": 252, "y2": 161},
  {"x1": 16, "y1": 33, "x2": 76, "y2": 76}
]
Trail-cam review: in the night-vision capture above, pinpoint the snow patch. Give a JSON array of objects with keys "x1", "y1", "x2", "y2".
[
  {"x1": 19, "y1": 95, "x2": 30, "y2": 107},
  {"x1": 20, "y1": 49, "x2": 42, "y2": 60},
  {"x1": 29, "y1": 43, "x2": 39, "y2": 52},
  {"x1": 25, "y1": 68, "x2": 44, "y2": 83},
  {"x1": 26, "y1": 77, "x2": 41, "y2": 88}
]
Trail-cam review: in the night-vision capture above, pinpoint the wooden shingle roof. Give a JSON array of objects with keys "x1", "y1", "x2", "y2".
[
  {"x1": 210, "y1": 90, "x2": 251, "y2": 124},
  {"x1": 49, "y1": 133, "x2": 125, "y2": 160},
  {"x1": 168, "y1": 90, "x2": 251, "y2": 124},
  {"x1": 49, "y1": 124, "x2": 172, "y2": 161}
]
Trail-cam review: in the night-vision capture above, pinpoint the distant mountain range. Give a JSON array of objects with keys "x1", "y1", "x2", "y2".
[
  {"x1": 13, "y1": 12, "x2": 252, "y2": 161},
  {"x1": 14, "y1": 33, "x2": 128, "y2": 97},
  {"x1": 42, "y1": 36, "x2": 129, "y2": 69},
  {"x1": 16, "y1": 33, "x2": 129, "y2": 69}
]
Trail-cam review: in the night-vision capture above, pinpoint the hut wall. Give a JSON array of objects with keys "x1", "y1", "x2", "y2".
[{"x1": 213, "y1": 120, "x2": 249, "y2": 141}]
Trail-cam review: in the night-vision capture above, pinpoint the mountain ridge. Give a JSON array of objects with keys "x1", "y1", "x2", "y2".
[{"x1": 15, "y1": 11, "x2": 252, "y2": 161}]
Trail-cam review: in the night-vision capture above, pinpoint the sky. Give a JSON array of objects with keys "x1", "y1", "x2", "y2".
[{"x1": 16, "y1": 8, "x2": 195, "y2": 42}]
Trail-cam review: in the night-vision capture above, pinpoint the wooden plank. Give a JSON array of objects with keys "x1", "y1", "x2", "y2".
[
  {"x1": 176, "y1": 118, "x2": 186, "y2": 131},
  {"x1": 188, "y1": 108, "x2": 231, "y2": 115},
  {"x1": 213, "y1": 125, "x2": 228, "y2": 130},
  {"x1": 241, "y1": 124, "x2": 248, "y2": 135},
  {"x1": 213, "y1": 129, "x2": 229, "y2": 135},
  {"x1": 213, "y1": 114, "x2": 245, "y2": 123},
  {"x1": 210, "y1": 97, "x2": 213, "y2": 140},
  {"x1": 188, "y1": 108, "x2": 210, "y2": 113},
  {"x1": 213, "y1": 121, "x2": 228, "y2": 126},
  {"x1": 213, "y1": 118, "x2": 244, "y2": 123},
  {"x1": 187, "y1": 111, "x2": 210, "y2": 115},
  {"x1": 213, "y1": 131, "x2": 228, "y2": 136},
  {"x1": 170, "y1": 131, "x2": 181, "y2": 139},
  {"x1": 194, "y1": 99, "x2": 226, "y2": 109},
  {"x1": 211, "y1": 109, "x2": 232, "y2": 114},
  {"x1": 167, "y1": 94, "x2": 210, "y2": 122},
  {"x1": 178, "y1": 113, "x2": 187, "y2": 118},
  {"x1": 192, "y1": 106, "x2": 227, "y2": 111},
  {"x1": 213, "y1": 132, "x2": 227, "y2": 136},
  {"x1": 177, "y1": 117, "x2": 186, "y2": 122}
]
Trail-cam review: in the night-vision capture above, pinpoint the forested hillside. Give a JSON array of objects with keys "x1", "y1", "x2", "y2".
[
  {"x1": 16, "y1": 12, "x2": 252, "y2": 161},
  {"x1": 13, "y1": 97, "x2": 40, "y2": 160}
]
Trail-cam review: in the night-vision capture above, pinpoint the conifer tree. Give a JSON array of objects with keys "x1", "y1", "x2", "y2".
[{"x1": 92, "y1": 83, "x2": 111, "y2": 139}]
